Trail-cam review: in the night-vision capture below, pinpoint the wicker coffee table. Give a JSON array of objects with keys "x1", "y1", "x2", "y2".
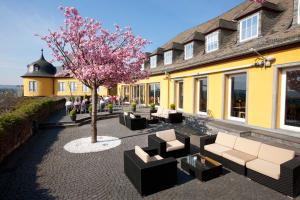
[{"x1": 181, "y1": 154, "x2": 222, "y2": 181}]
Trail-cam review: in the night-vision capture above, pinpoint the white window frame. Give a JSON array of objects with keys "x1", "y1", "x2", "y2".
[
  {"x1": 197, "y1": 77, "x2": 208, "y2": 115},
  {"x1": 150, "y1": 56, "x2": 157, "y2": 68},
  {"x1": 82, "y1": 84, "x2": 89, "y2": 93},
  {"x1": 69, "y1": 82, "x2": 77, "y2": 92},
  {"x1": 184, "y1": 42, "x2": 194, "y2": 60},
  {"x1": 141, "y1": 63, "x2": 145, "y2": 70},
  {"x1": 58, "y1": 82, "x2": 65, "y2": 92},
  {"x1": 205, "y1": 31, "x2": 219, "y2": 53},
  {"x1": 239, "y1": 13, "x2": 260, "y2": 42},
  {"x1": 164, "y1": 50, "x2": 173, "y2": 65},
  {"x1": 29, "y1": 81, "x2": 37, "y2": 92},
  {"x1": 149, "y1": 83, "x2": 160, "y2": 106},
  {"x1": 280, "y1": 67, "x2": 300, "y2": 132},
  {"x1": 228, "y1": 74, "x2": 247, "y2": 123},
  {"x1": 298, "y1": 0, "x2": 300, "y2": 24}
]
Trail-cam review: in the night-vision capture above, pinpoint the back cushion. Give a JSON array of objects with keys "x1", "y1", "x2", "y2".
[
  {"x1": 215, "y1": 132, "x2": 237, "y2": 148},
  {"x1": 135, "y1": 146, "x2": 150, "y2": 163},
  {"x1": 258, "y1": 144, "x2": 295, "y2": 165},
  {"x1": 124, "y1": 112, "x2": 128, "y2": 116},
  {"x1": 234, "y1": 137, "x2": 262, "y2": 157},
  {"x1": 163, "y1": 109, "x2": 170, "y2": 115},
  {"x1": 156, "y1": 129, "x2": 176, "y2": 142},
  {"x1": 129, "y1": 114, "x2": 136, "y2": 119}
]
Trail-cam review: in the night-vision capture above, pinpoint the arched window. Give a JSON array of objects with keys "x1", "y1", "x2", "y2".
[{"x1": 33, "y1": 64, "x2": 39, "y2": 71}]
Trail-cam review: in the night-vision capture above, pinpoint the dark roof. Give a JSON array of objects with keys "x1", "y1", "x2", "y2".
[
  {"x1": 148, "y1": 0, "x2": 299, "y2": 75},
  {"x1": 22, "y1": 50, "x2": 57, "y2": 78}
]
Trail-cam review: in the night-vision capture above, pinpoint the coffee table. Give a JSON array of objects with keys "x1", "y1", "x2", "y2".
[{"x1": 181, "y1": 154, "x2": 222, "y2": 181}]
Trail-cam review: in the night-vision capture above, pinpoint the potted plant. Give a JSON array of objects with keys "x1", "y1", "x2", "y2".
[
  {"x1": 131, "y1": 102, "x2": 137, "y2": 112},
  {"x1": 88, "y1": 105, "x2": 92, "y2": 116},
  {"x1": 170, "y1": 103, "x2": 176, "y2": 110},
  {"x1": 69, "y1": 109, "x2": 77, "y2": 122},
  {"x1": 107, "y1": 103, "x2": 113, "y2": 114},
  {"x1": 150, "y1": 103, "x2": 156, "y2": 113}
]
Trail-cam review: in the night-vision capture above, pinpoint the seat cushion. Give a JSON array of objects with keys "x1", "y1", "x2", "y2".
[
  {"x1": 204, "y1": 143, "x2": 232, "y2": 156},
  {"x1": 162, "y1": 109, "x2": 170, "y2": 115},
  {"x1": 258, "y1": 144, "x2": 295, "y2": 165},
  {"x1": 156, "y1": 107, "x2": 163, "y2": 114},
  {"x1": 150, "y1": 155, "x2": 163, "y2": 161},
  {"x1": 166, "y1": 140, "x2": 185, "y2": 152},
  {"x1": 222, "y1": 150, "x2": 257, "y2": 166},
  {"x1": 233, "y1": 137, "x2": 262, "y2": 157},
  {"x1": 215, "y1": 132, "x2": 237, "y2": 148},
  {"x1": 156, "y1": 129, "x2": 176, "y2": 142},
  {"x1": 246, "y1": 159, "x2": 280, "y2": 180},
  {"x1": 135, "y1": 146, "x2": 150, "y2": 163}
]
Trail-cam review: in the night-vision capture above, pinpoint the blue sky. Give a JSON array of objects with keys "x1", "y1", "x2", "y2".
[{"x1": 0, "y1": 0, "x2": 244, "y2": 85}]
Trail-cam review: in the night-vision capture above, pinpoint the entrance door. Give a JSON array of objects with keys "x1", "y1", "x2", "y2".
[{"x1": 280, "y1": 68, "x2": 300, "y2": 132}]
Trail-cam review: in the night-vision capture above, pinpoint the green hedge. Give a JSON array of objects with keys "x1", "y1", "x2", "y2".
[{"x1": 0, "y1": 98, "x2": 55, "y2": 137}]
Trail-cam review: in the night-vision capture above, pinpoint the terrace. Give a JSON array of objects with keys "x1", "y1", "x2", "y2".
[{"x1": 0, "y1": 106, "x2": 299, "y2": 200}]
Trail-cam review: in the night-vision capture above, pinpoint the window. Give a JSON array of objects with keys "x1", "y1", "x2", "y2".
[
  {"x1": 198, "y1": 78, "x2": 208, "y2": 114},
  {"x1": 82, "y1": 84, "x2": 89, "y2": 92},
  {"x1": 176, "y1": 81, "x2": 184, "y2": 109},
  {"x1": 150, "y1": 56, "x2": 157, "y2": 68},
  {"x1": 184, "y1": 42, "x2": 193, "y2": 60},
  {"x1": 141, "y1": 63, "x2": 145, "y2": 70},
  {"x1": 149, "y1": 83, "x2": 160, "y2": 105},
  {"x1": 132, "y1": 85, "x2": 140, "y2": 103},
  {"x1": 33, "y1": 64, "x2": 39, "y2": 71},
  {"x1": 205, "y1": 31, "x2": 219, "y2": 53},
  {"x1": 280, "y1": 67, "x2": 300, "y2": 132},
  {"x1": 69, "y1": 82, "x2": 77, "y2": 92},
  {"x1": 29, "y1": 81, "x2": 37, "y2": 92},
  {"x1": 240, "y1": 13, "x2": 259, "y2": 42},
  {"x1": 121, "y1": 85, "x2": 130, "y2": 102},
  {"x1": 164, "y1": 50, "x2": 173, "y2": 65},
  {"x1": 97, "y1": 87, "x2": 101, "y2": 93},
  {"x1": 298, "y1": 0, "x2": 300, "y2": 24},
  {"x1": 139, "y1": 84, "x2": 145, "y2": 104},
  {"x1": 58, "y1": 82, "x2": 65, "y2": 92},
  {"x1": 228, "y1": 74, "x2": 247, "y2": 122}
]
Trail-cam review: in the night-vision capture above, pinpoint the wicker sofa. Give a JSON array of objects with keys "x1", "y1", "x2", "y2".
[
  {"x1": 124, "y1": 146, "x2": 177, "y2": 196},
  {"x1": 200, "y1": 132, "x2": 300, "y2": 197},
  {"x1": 119, "y1": 112, "x2": 147, "y2": 130},
  {"x1": 148, "y1": 129, "x2": 190, "y2": 158},
  {"x1": 151, "y1": 107, "x2": 183, "y2": 123}
]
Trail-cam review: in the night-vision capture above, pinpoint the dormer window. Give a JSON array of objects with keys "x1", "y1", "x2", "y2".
[
  {"x1": 164, "y1": 50, "x2": 173, "y2": 65},
  {"x1": 205, "y1": 31, "x2": 219, "y2": 53},
  {"x1": 239, "y1": 13, "x2": 259, "y2": 42},
  {"x1": 33, "y1": 64, "x2": 39, "y2": 71},
  {"x1": 184, "y1": 42, "x2": 193, "y2": 60},
  {"x1": 298, "y1": 0, "x2": 300, "y2": 24},
  {"x1": 150, "y1": 56, "x2": 157, "y2": 68}
]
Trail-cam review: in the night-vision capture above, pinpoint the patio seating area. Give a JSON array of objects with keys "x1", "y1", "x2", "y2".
[{"x1": 0, "y1": 109, "x2": 299, "y2": 199}]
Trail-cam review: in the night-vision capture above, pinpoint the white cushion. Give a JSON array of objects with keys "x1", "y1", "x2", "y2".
[
  {"x1": 156, "y1": 107, "x2": 163, "y2": 114},
  {"x1": 156, "y1": 129, "x2": 176, "y2": 142},
  {"x1": 166, "y1": 140, "x2": 185, "y2": 152},
  {"x1": 124, "y1": 112, "x2": 128, "y2": 116},
  {"x1": 222, "y1": 150, "x2": 256, "y2": 166},
  {"x1": 233, "y1": 137, "x2": 262, "y2": 157},
  {"x1": 204, "y1": 143, "x2": 232, "y2": 156},
  {"x1": 129, "y1": 114, "x2": 135, "y2": 119},
  {"x1": 150, "y1": 155, "x2": 163, "y2": 161},
  {"x1": 135, "y1": 146, "x2": 150, "y2": 163},
  {"x1": 169, "y1": 110, "x2": 177, "y2": 114},
  {"x1": 151, "y1": 113, "x2": 160, "y2": 117},
  {"x1": 246, "y1": 159, "x2": 280, "y2": 180},
  {"x1": 258, "y1": 144, "x2": 295, "y2": 165},
  {"x1": 162, "y1": 109, "x2": 170, "y2": 115},
  {"x1": 215, "y1": 132, "x2": 237, "y2": 149}
]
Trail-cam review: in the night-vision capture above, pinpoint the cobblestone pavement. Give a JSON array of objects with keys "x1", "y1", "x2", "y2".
[{"x1": 0, "y1": 117, "x2": 298, "y2": 200}]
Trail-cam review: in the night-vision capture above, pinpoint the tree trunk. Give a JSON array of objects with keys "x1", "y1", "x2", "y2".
[{"x1": 91, "y1": 85, "x2": 98, "y2": 143}]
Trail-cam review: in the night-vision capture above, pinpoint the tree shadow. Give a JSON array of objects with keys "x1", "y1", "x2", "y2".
[{"x1": 0, "y1": 127, "x2": 61, "y2": 200}]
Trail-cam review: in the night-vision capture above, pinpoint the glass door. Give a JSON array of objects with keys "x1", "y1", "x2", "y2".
[
  {"x1": 280, "y1": 68, "x2": 300, "y2": 132},
  {"x1": 198, "y1": 78, "x2": 207, "y2": 115},
  {"x1": 176, "y1": 81, "x2": 184, "y2": 110},
  {"x1": 228, "y1": 74, "x2": 247, "y2": 122},
  {"x1": 139, "y1": 84, "x2": 145, "y2": 105}
]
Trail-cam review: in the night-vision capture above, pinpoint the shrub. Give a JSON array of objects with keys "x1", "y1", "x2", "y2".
[
  {"x1": 0, "y1": 98, "x2": 56, "y2": 137},
  {"x1": 107, "y1": 104, "x2": 113, "y2": 110},
  {"x1": 170, "y1": 104, "x2": 176, "y2": 110},
  {"x1": 69, "y1": 109, "x2": 77, "y2": 117}
]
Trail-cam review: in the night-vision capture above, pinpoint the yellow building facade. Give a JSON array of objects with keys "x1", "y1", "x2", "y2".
[
  {"x1": 22, "y1": 51, "x2": 111, "y2": 98},
  {"x1": 118, "y1": 0, "x2": 300, "y2": 136}
]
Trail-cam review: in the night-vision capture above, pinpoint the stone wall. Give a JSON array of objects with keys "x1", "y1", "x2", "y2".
[{"x1": 0, "y1": 98, "x2": 65, "y2": 163}]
